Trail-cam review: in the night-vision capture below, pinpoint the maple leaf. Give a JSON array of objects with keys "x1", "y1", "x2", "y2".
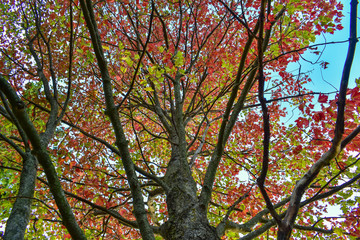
[
  {"x1": 292, "y1": 145, "x2": 303, "y2": 154},
  {"x1": 318, "y1": 93, "x2": 329, "y2": 103},
  {"x1": 0, "y1": 0, "x2": 358, "y2": 239},
  {"x1": 313, "y1": 111, "x2": 325, "y2": 122},
  {"x1": 320, "y1": 61, "x2": 330, "y2": 69}
]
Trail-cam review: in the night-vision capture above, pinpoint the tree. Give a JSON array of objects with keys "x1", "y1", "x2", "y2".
[{"x1": 0, "y1": 0, "x2": 359, "y2": 239}]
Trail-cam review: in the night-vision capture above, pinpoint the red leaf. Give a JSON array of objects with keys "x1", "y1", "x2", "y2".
[
  {"x1": 320, "y1": 61, "x2": 330, "y2": 69},
  {"x1": 293, "y1": 145, "x2": 303, "y2": 154},
  {"x1": 336, "y1": 24, "x2": 344, "y2": 30},
  {"x1": 63, "y1": 234, "x2": 71, "y2": 239},
  {"x1": 313, "y1": 112, "x2": 325, "y2": 122},
  {"x1": 318, "y1": 93, "x2": 328, "y2": 103},
  {"x1": 69, "y1": 161, "x2": 76, "y2": 169}
]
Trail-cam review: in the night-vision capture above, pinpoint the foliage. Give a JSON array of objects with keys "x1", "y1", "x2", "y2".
[{"x1": 0, "y1": 0, "x2": 359, "y2": 239}]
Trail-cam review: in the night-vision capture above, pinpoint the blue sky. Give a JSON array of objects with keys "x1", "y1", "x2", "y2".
[
  {"x1": 283, "y1": 1, "x2": 360, "y2": 219},
  {"x1": 287, "y1": 0, "x2": 360, "y2": 94}
]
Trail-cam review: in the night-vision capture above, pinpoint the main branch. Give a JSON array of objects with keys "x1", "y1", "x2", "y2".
[
  {"x1": 277, "y1": 0, "x2": 358, "y2": 239},
  {"x1": 79, "y1": 1, "x2": 155, "y2": 239}
]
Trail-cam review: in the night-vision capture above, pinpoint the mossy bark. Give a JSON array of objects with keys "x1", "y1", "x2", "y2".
[
  {"x1": 160, "y1": 145, "x2": 220, "y2": 240},
  {"x1": 3, "y1": 152, "x2": 37, "y2": 240}
]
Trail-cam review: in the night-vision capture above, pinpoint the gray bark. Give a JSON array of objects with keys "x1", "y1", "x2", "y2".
[
  {"x1": 3, "y1": 152, "x2": 38, "y2": 240},
  {"x1": 160, "y1": 207, "x2": 219, "y2": 240},
  {"x1": 0, "y1": 76, "x2": 86, "y2": 240}
]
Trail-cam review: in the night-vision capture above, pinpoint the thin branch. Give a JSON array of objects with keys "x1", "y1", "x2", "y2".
[
  {"x1": 256, "y1": 0, "x2": 282, "y2": 226},
  {"x1": 0, "y1": 75, "x2": 86, "y2": 239},
  {"x1": 79, "y1": 0, "x2": 155, "y2": 238},
  {"x1": 278, "y1": 1, "x2": 358, "y2": 238}
]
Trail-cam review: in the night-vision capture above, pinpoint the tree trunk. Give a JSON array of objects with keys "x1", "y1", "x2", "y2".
[
  {"x1": 160, "y1": 145, "x2": 220, "y2": 240},
  {"x1": 277, "y1": 229, "x2": 291, "y2": 240},
  {"x1": 160, "y1": 203, "x2": 219, "y2": 240},
  {"x1": 3, "y1": 152, "x2": 38, "y2": 240}
]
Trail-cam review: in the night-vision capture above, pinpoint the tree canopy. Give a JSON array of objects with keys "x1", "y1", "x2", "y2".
[{"x1": 0, "y1": 0, "x2": 359, "y2": 239}]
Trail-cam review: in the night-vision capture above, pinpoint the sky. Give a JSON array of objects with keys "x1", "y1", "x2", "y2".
[
  {"x1": 1, "y1": 0, "x2": 358, "y2": 236},
  {"x1": 287, "y1": 0, "x2": 360, "y2": 94},
  {"x1": 288, "y1": 0, "x2": 360, "y2": 220},
  {"x1": 279, "y1": 0, "x2": 360, "y2": 125}
]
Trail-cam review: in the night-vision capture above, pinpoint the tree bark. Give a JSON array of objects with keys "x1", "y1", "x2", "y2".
[
  {"x1": 276, "y1": 0, "x2": 358, "y2": 238},
  {"x1": 160, "y1": 205, "x2": 219, "y2": 240},
  {"x1": 277, "y1": 226, "x2": 292, "y2": 240},
  {"x1": 160, "y1": 145, "x2": 220, "y2": 240},
  {"x1": 0, "y1": 76, "x2": 87, "y2": 240},
  {"x1": 3, "y1": 152, "x2": 38, "y2": 240}
]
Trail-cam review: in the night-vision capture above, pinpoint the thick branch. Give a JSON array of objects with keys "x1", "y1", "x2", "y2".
[
  {"x1": 199, "y1": 19, "x2": 260, "y2": 209},
  {"x1": 3, "y1": 152, "x2": 37, "y2": 240},
  {"x1": 277, "y1": 1, "x2": 358, "y2": 239},
  {"x1": 199, "y1": 4, "x2": 285, "y2": 210},
  {"x1": 79, "y1": 1, "x2": 155, "y2": 239},
  {"x1": 256, "y1": 0, "x2": 282, "y2": 225},
  {"x1": 0, "y1": 75, "x2": 86, "y2": 239}
]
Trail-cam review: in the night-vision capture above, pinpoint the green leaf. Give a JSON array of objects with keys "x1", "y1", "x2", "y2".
[
  {"x1": 118, "y1": 41, "x2": 124, "y2": 50},
  {"x1": 174, "y1": 51, "x2": 184, "y2": 67},
  {"x1": 123, "y1": 56, "x2": 133, "y2": 67}
]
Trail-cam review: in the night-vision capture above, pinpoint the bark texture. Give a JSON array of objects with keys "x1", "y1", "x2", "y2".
[
  {"x1": 0, "y1": 76, "x2": 86, "y2": 240},
  {"x1": 160, "y1": 204, "x2": 219, "y2": 240},
  {"x1": 3, "y1": 152, "x2": 37, "y2": 240},
  {"x1": 160, "y1": 145, "x2": 220, "y2": 240}
]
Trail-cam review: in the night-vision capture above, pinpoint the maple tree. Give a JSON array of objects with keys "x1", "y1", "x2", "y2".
[{"x1": 0, "y1": 0, "x2": 359, "y2": 239}]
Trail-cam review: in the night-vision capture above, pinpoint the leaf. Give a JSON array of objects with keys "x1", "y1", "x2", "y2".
[
  {"x1": 0, "y1": 0, "x2": 355, "y2": 239},
  {"x1": 144, "y1": 86, "x2": 153, "y2": 91},
  {"x1": 333, "y1": 228, "x2": 343, "y2": 235},
  {"x1": 318, "y1": 93, "x2": 328, "y2": 103},
  {"x1": 174, "y1": 51, "x2": 184, "y2": 67},
  {"x1": 69, "y1": 161, "x2": 76, "y2": 169},
  {"x1": 123, "y1": 56, "x2": 133, "y2": 67},
  {"x1": 118, "y1": 41, "x2": 124, "y2": 50}
]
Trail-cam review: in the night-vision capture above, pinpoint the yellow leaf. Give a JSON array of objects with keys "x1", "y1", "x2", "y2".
[{"x1": 144, "y1": 87, "x2": 153, "y2": 91}]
